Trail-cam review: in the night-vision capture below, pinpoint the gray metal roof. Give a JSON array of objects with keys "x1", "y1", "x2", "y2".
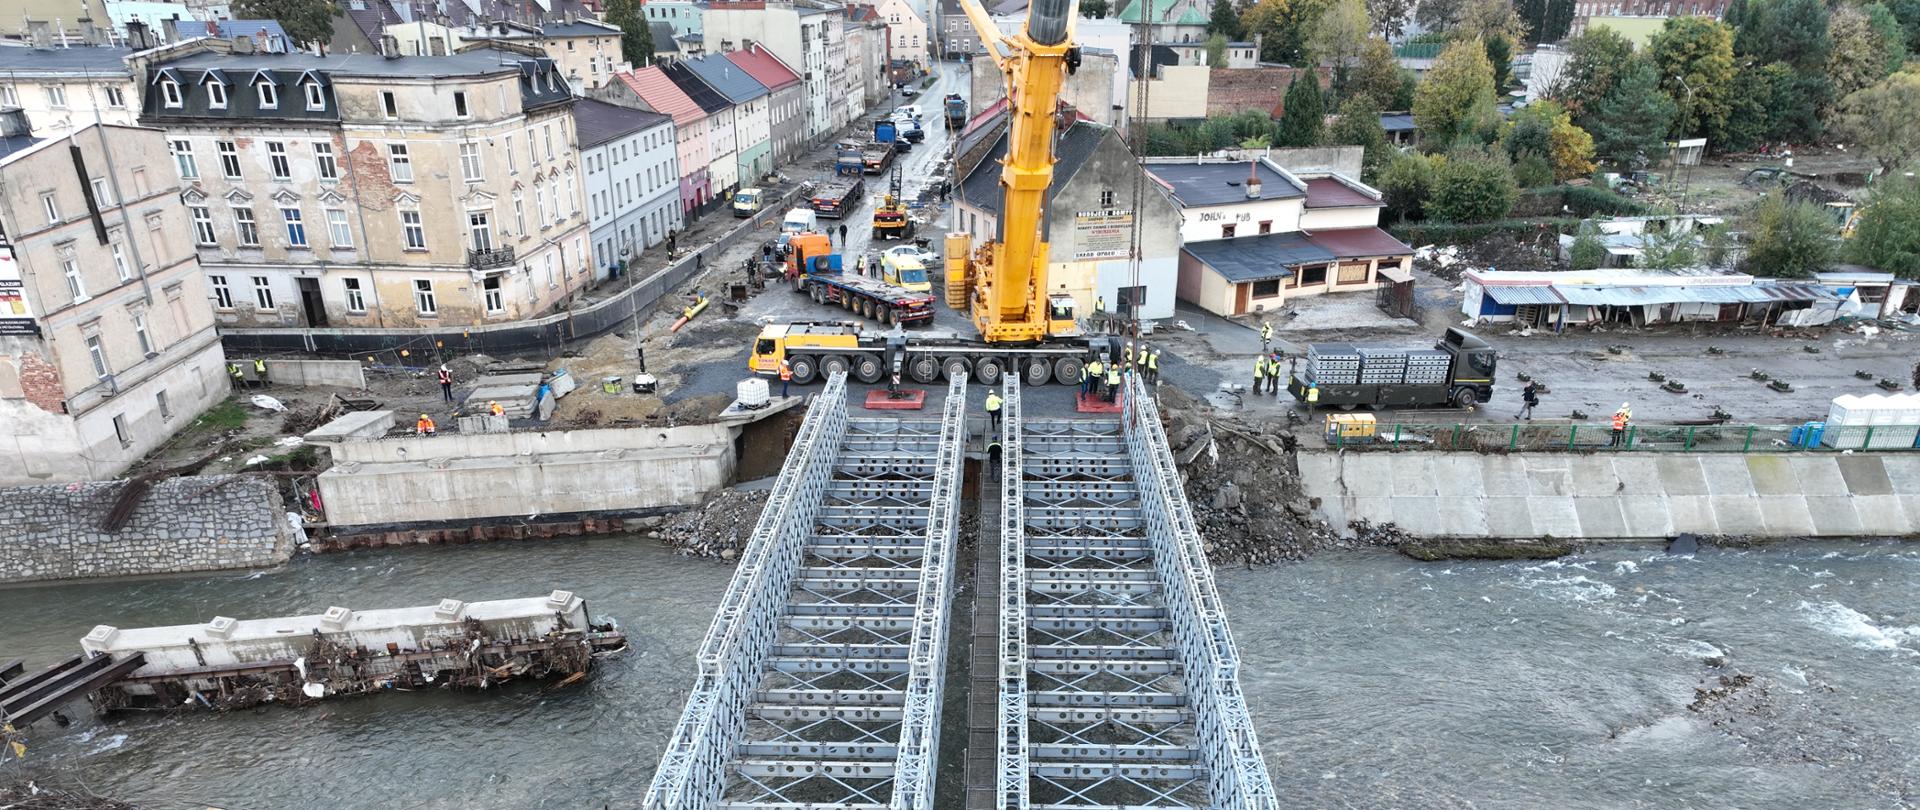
[
  {"x1": 1553, "y1": 283, "x2": 1841, "y2": 307},
  {"x1": 0, "y1": 46, "x2": 132, "y2": 76},
  {"x1": 680, "y1": 54, "x2": 768, "y2": 105},
  {"x1": 960, "y1": 118, "x2": 1109, "y2": 212},
  {"x1": 1145, "y1": 160, "x2": 1303, "y2": 207},
  {"x1": 1482, "y1": 285, "x2": 1564, "y2": 305},
  {"x1": 1379, "y1": 113, "x2": 1416, "y2": 132},
  {"x1": 573, "y1": 98, "x2": 672, "y2": 147},
  {"x1": 158, "y1": 48, "x2": 560, "y2": 79},
  {"x1": 1182, "y1": 233, "x2": 1334, "y2": 283}
]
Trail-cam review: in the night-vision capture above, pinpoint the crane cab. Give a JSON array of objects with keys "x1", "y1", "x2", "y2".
[{"x1": 1046, "y1": 293, "x2": 1080, "y2": 337}]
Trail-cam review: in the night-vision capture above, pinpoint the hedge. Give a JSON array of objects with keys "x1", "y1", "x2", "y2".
[
  {"x1": 1512, "y1": 185, "x2": 1654, "y2": 218},
  {"x1": 1388, "y1": 217, "x2": 1584, "y2": 247}
]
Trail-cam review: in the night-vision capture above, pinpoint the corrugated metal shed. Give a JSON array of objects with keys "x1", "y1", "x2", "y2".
[{"x1": 1482, "y1": 285, "x2": 1565, "y2": 305}]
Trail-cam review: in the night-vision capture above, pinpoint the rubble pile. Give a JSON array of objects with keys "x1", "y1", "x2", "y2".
[
  {"x1": 0, "y1": 783, "x2": 136, "y2": 810},
  {"x1": 1414, "y1": 232, "x2": 1564, "y2": 282},
  {"x1": 1158, "y1": 388, "x2": 1346, "y2": 564},
  {"x1": 654, "y1": 487, "x2": 769, "y2": 560}
]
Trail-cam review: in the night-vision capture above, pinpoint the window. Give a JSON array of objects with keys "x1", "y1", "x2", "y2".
[
  {"x1": 546, "y1": 253, "x2": 556, "y2": 287},
  {"x1": 513, "y1": 192, "x2": 526, "y2": 234},
  {"x1": 207, "y1": 80, "x2": 227, "y2": 108},
  {"x1": 468, "y1": 210, "x2": 493, "y2": 250},
  {"x1": 218, "y1": 141, "x2": 241, "y2": 178},
  {"x1": 343, "y1": 277, "x2": 365, "y2": 312},
  {"x1": 62, "y1": 259, "x2": 86, "y2": 300},
  {"x1": 111, "y1": 241, "x2": 131, "y2": 280},
  {"x1": 232, "y1": 207, "x2": 258, "y2": 246},
  {"x1": 304, "y1": 80, "x2": 325, "y2": 110},
  {"x1": 326, "y1": 209, "x2": 352, "y2": 248},
  {"x1": 91, "y1": 177, "x2": 113, "y2": 206},
  {"x1": 190, "y1": 206, "x2": 215, "y2": 245},
  {"x1": 544, "y1": 125, "x2": 554, "y2": 161},
  {"x1": 413, "y1": 279, "x2": 437, "y2": 315},
  {"x1": 252, "y1": 276, "x2": 274, "y2": 309},
  {"x1": 133, "y1": 311, "x2": 152, "y2": 355},
  {"x1": 281, "y1": 207, "x2": 307, "y2": 247},
  {"x1": 209, "y1": 274, "x2": 232, "y2": 308},
  {"x1": 387, "y1": 144, "x2": 412, "y2": 182},
  {"x1": 41, "y1": 193, "x2": 59, "y2": 225},
  {"x1": 86, "y1": 335, "x2": 110, "y2": 378},
  {"x1": 453, "y1": 91, "x2": 469, "y2": 118},
  {"x1": 400, "y1": 210, "x2": 425, "y2": 249},
  {"x1": 170, "y1": 140, "x2": 198, "y2": 179},
  {"x1": 162, "y1": 79, "x2": 182, "y2": 107},
  {"x1": 1221, "y1": 223, "x2": 1236, "y2": 239},
  {"x1": 534, "y1": 182, "x2": 549, "y2": 224},
  {"x1": 381, "y1": 91, "x2": 397, "y2": 118},
  {"x1": 483, "y1": 275, "x2": 503, "y2": 312},
  {"x1": 313, "y1": 142, "x2": 338, "y2": 180},
  {"x1": 527, "y1": 131, "x2": 538, "y2": 165},
  {"x1": 0, "y1": 85, "x2": 15, "y2": 106},
  {"x1": 564, "y1": 169, "x2": 577, "y2": 217},
  {"x1": 506, "y1": 134, "x2": 517, "y2": 173},
  {"x1": 266, "y1": 142, "x2": 290, "y2": 179},
  {"x1": 1258, "y1": 220, "x2": 1272, "y2": 235},
  {"x1": 157, "y1": 390, "x2": 172, "y2": 420},
  {"x1": 257, "y1": 80, "x2": 278, "y2": 108},
  {"x1": 459, "y1": 142, "x2": 483, "y2": 182},
  {"x1": 111, "y1": 413, "x2": 130, "y2": 446},
  {"x1": 1299, "y1": 264, "x2": 1327, "y2": 286},
  {"x1": 103, "y1": 85, "x2": 124, "y2": 108},
  {"x1": 1251, "y1": 279, "x2": 1282, "y2": 298}
]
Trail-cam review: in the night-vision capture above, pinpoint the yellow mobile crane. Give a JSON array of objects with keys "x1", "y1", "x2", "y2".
[{"x1": 747, "y1": 0, "x2": 1099, "y2": 386}]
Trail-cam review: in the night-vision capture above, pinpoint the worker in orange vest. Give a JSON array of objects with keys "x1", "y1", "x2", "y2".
[
  {"x1": 1609, "y1": 403, "x2": 1631, "y2": 448},
  {"x1": 415, "y1": 413, "x2": 436, "y2": 436},
  {"x1": 488, "y1": 401, "x2": 504, "y2": 417},
  {"x1": 779, "y1": 358, "x2": 794, "y2": 398}
]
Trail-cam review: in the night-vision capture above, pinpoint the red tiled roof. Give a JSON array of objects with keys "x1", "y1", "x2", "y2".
[
  {"x1": 1305, "y1": 227, "x2": 1411, "y2": 259},
  {"x1": 614, "y1": 67, "x2": 708, "y2": 128},
  {"x1": 724, "y1": 44, "x2": 801, "y2": 91},
  {"x1": 1304, "y1": 177, "x2": 1376, "y2": 208}
]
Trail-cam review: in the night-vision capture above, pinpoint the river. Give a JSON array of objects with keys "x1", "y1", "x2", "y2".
[{"x1": 2, "y1": 538, "x2": 1915, "y2": 809}]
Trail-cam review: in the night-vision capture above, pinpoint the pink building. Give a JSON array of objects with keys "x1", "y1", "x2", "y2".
[{"x1": 613, "y1": 67, "x2": 713, "y2": 214}]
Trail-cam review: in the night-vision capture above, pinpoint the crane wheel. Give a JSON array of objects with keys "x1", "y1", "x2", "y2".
[
  {"x1": 853, "y1": 355, "x2": 884, "y2": 383},
  {"x1": 1023, "y1": 358, "x2": 1052, "y2": 387},
  {"x1": 974, "y1": 357, "x2": 1004, "y2": 385},
  {"x1": 821, "y1": 355, "x2": 851, "y2": 379},
  {"x1": 941, "y1": 356, "x2": 971, "y2": 381},
  {"x1": 1052, "y1": 357, "x2": 1083, "y2": 386},
  {"x1": 910, "y1": 355, "x2": 941, "y2": 383},
  {"x1": 789, "y1": 356, "x2": 819, "y2": 384}
]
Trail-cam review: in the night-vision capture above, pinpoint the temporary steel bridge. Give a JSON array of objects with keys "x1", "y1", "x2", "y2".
[{"x1": 646, "y1": 372, "x2": 1275, "y2": 810}]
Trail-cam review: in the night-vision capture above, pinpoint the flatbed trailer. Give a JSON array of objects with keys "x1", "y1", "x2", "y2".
[
  {"x1": 810, "y1": 178, "x2": 865, "y2": 218},
  {"x1": 862, "y1": 143, "x2": 895, "y2": 174},
  {"x1": 794, "y1": 273, "x2": 936, "y2": 326},
  {"x1": 749, "y1": 321, "x2": 1098, "y2": 386},
  {"x1": 1286, "y1": 328, "x2": 1497, "y2": 410}
]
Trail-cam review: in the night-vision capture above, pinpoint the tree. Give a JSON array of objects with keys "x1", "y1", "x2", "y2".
[
  {"x1": 1735, "y1": 0, "x2": 1830, "y2": 72},
  {"x1": 1828, "y1": 5, "x2": 1902, "y2": 102},
  {"x1": 1569, "y1": 223, "x2": 1607, "y2": 269},
  {"x1": 1082, "y1": 0, "x2": 1112, "y2": 15},
  {"x1": 1428, "y1": 145, "x2": 1517, "y2": 222},
  {"x1": 1243, "y1": 0, "x2": 1329, "y2": 64},
  {"x1": 1412, "y1": 39, "x2": 1498, "y2": 149},
  {"x1": 1585, "y1": 59, "x2": 1676, "y2": 168},
  {"x1": 1380, "y1": 152, "x2": 1440, "y2": 221},
  {"x1": 1513, "y1": 152, "x2": 1554, "y2": 187},
  {"x1": 1647, "y1": 16, "x2": 1736, "y2": 139},
  {"x1": 1453, "y1": 0, "x2": 1528, "y2": 41},
  {"x1": 1849, "y1": 176, "x2": 1920, "y2": 277},
  {"x1": 1505, "y1": 101, "x2": 1593, "y2": 180},
  {"x1": 1205, "y1": 34, "x2": 1230, "y2": 66},
  {"x1": 1864, "y1": 3, "x2": 1909, "y2": 74},
  {"x1": 1504, "y1": 105, "x2": 1554, "y2": 162},
  {"x1": 1308, "y1": 0, "x2": 1371, "y2": 93},
  {"x1": 1329, "y1": 96, "x2": 1392, "y2": 180},
  {"x1": 1276, "y1": 71, "x2": 1327, "y2": 146},
  {"x1": 1348, "y1": 38, "x2": 1404, "y2": 109},
  {"x1": 1484, "y1": 33, "x2": 1513, "y2": 89},
  {"x1": 1743, "y1": 191, "x2": 1838, "y2": 278},
  {"x1": 1637, "y1": 228, "x2": 1699, "y2": 270},
  {"x1": 1888, "y1": 0, "x2": 1920, "y2": 56},
  {"x1": 1839, "y1": 69, "x2": 1920, "y2": 176},
  {"x1": 1366, "y1": 0, "x2": 1415, "y2": 38},
  {"x1": 1714, "y1": 64, "x2": 1776, "y2": 152},
  {"x1": 1520, "y1": 0, "x2": 1574, "y2": 44},
  {"x1": 232, "y1": 0, "x2": 337, "y2": 50},
  {"x1": 1552, "y1": 27, "x2": 1634, "y2": 123},
  {"x1": 604, "y1": 0, "x2": 653, "y2": 68},
  {"x1": 1547, "y1": 114, "x2": 1596, "y2": 181},
  {"x1": 1765, "y1": 64, "x2": 1831, "y2": 143},
  {"x1": 1208, "y1": 0, "x2": 1245, "y2": 38}
]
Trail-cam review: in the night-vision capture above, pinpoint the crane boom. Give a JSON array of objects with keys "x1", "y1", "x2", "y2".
[{"x1": 955, "y1": 0, "x2": 1080, "y2": 343}]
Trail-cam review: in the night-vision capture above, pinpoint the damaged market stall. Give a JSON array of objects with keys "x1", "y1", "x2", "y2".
[{"x1": 1462, "y1": 269, "x2": 1845, "y2": 330}]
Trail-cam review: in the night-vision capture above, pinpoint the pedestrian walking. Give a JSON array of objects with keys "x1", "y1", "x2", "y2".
[
  {"x1": 984, "y1": 391, "x2": 1003, "y2": 432},
  {"x1": 1260, "y1": 322, "x2": 1273, "y2": 354},
  {"x1": 415, "y1": 413, "x2": 437, "y2": 436},
  {"x1": 1515, "y1": 381, "x2": 1540, "y2": 420},
  {"x1": 779, "y1": 358, "x2": 794, "y2": 398},
  {"x1": 1104, "y1": 361, "x2": 1121, "y2": 402},
  {"x1": 437, "y1": 365, "x2": 454, "y2": 403},
  {"x1": 252, "y1": 358, "x2": 270, "y2": 387},
  {"x1": 1609, "y1": 403, "x2": 1631, "y2": 447},
  {"x1": 838, "y1": 224, "x2": 848, "y2": 244}
]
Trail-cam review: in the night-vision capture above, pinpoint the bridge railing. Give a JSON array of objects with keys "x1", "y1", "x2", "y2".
[
  {"x1": 1123, "y1": 374, "x2": 1279, "y2": 810},
  {"x1": 995, "y1": 375, "x2": 1031, "y2": 810},
  {"x1": 892, "y1": 373, "x2": 968, "y2": 810},
  {"x1": 1322, "y1": 421, "x2": 1920, "y2": 453},
  {"x1": 644, "y1": 373, "x2": 849, "y2": 810}
]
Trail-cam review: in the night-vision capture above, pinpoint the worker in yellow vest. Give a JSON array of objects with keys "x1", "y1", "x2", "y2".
[
  {"x1": 1085, "y1": 358, "x2": 1105, "y2": 398},
  {"x1": 1104, "y1": 361, "x2": 1122, "y2": 402},
  {"x1": 1144, "y1": 347, "x2": 1160, "y2": 385},
  {"x1": 1252, "y1": 354, "x2": 1266, "y2": 392}
]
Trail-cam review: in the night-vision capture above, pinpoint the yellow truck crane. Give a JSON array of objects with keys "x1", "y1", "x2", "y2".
[{"x1": 749, "y1": 0, "x2": 1099, "y2": 386}]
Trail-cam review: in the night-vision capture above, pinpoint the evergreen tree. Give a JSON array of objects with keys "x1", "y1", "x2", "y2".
[
  {"x1": 1276, "y1": 71, "x2": 1327, "y2": 146},
  {"x1": 1209, "y1": 0, "x2": 1245, "y2": 39},
  {"x1": 1849, "y1": 176, "x2": 1920, "y2": 277},
  {"x1": 1647, "y1": 15, "x2": 1736, "y2": 139},
  {"x1": 1586, "y1": 59, "x2": 1676, "y2": 168},
  {"x1": 1552, "y1": 27, "x2": 1634, "y2": 124},
  {"x1": 604, "y1": 0, "x2": 653, "y2": 69},
  {"x1": 231, "y1": 0, "x2": 337, "y2": 50}
]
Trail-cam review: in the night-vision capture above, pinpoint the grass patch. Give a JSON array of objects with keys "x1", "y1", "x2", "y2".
[{"x1": 192, "y1": 397, "x2": 251, "y2": 431}]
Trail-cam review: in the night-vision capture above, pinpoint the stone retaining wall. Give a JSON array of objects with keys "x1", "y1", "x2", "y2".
[
  {"x1": 1299, "y1": 451, "x2": 1920, "y2": 539},
  {"x1": 0, "y1": 475, "x2": 295, "y2": 583}
]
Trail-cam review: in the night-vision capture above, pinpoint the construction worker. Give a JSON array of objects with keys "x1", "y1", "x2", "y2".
[
  {"x1": 1145, "y1": 347, "x2": 1160, "y2": 385},
  {"x1": 1095, "y1": 295, "x2": 1105, "y2": 313},
  {"x1": 1306, "y1": 383, "x2": 1320, "y2": 414},
  {"x1": 227, "y1": 361, "x2": 245, "y2": 389},
  {"x1": 1104, "y1": 360, "x2": 1121, "y2": 403},
  {"x1": 1269, "y1": 353, "x2": 1285, "y2": 394},
  {"x1": 779, "y1": 358, "x2": 794, "y2": 397},
  {"x1": 1085, "y1": 357, "x2": 1104, "y2": 398},
  {"x1": 1610, "y1": 403, "x2": 1631, "y2": 448},
  {"x1": 1253, "y1": 354, "x2": 1267, "y2": 393},
  {"x1": 437, "y1": 365, "x2": 454, "y2": 403},
  {"x1": 1123, "y1": 340, "x2": 1135, "y2": 370},
  {"x1": 1260, "y1": 322, "x2": 1273, "y2": 353},
  {"x1": 984, "y1": 390, "x2": 1003, "y2": 432},
  {"x1": 488, "y1": 400, "x2": 505, "y2": 417},
  {"x1": 252, "y1": 357, "x2": 269, "y2": 387},
  {"x1": 415, "y1": 413, "x2": 436, "y2": 436}
]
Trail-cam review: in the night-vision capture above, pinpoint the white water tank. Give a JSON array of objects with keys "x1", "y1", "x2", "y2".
[{"x1": 737, "y1": 378, "x2": 770, "y2": 408}]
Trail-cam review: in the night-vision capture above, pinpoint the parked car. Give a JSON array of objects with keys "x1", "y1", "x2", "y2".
[
  {"x1": 883, "y1": 243, "x2": 938, "y2": 265},
  {"x1": 901, "y1": 86, "x2": 919, "y2": 97},
  {"x1": 894, "y1": 104, "x2": 923, "y2": 120}
]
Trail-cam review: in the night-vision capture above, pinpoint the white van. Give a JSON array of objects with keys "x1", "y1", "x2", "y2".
[{"x1": 782, "y1": 208, "x2": 817, "y2": 234}]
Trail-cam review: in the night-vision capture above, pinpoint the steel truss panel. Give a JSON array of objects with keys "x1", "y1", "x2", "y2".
[
  {"x1": 997, "y1": 375, "x2": 1033, "y2": 810},
  {"x1": 1029, "y1": 645, "x2": 1177, "y2": 661},
  {"x1": 737, "y1": 742, "x2": 901, "y2": 758},
  {"x1": 750, "y1": 704, "x2": 907, "y2": 722},
  {"x1": 733, "y1": 760, "x2": 900, "y2": 778}
]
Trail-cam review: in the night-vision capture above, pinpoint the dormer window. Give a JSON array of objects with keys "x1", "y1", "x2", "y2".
[
  {"x1": 257, "y1": 80, "x2": 278, "y2": 109},
  {"x1": 207, "y1": 81, "x2": 227, "y2": 108},
  {"x1": 161, "y1": 79, "x2": 182, "y2": 108},
  {"x1": 304, "y1": 81, "x2": 324, "y2": 110}
]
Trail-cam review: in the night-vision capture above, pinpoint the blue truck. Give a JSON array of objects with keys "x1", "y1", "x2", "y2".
[{"x1": 862, "y1": 120, "x2": 899, "y2": 174}]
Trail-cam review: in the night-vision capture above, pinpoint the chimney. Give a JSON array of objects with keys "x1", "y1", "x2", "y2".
[
  {"x1": 80, "y1": 17, "x2": 101, "y2": 46},
  {"x1": 1245, "y1": 161, "x2": 1261, "y2": 199},
  {"x1": 126, "y1": 19, "x2": 152, "y2": 50},
  {"x1": 27, "y1": 20, "x2": 52, "y2": 48},
  {"x1": 232, "y1": 34, "x2": 254, "y2": 54},
  {"x1": 381, "y1": 34, "x2": 401, "y2": 58}
]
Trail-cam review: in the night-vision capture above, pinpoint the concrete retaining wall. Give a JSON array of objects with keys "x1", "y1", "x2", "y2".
[
  {"x1": 0, "y1": 475, "x2": 294, "y2": 584},
  {"x1": 1298, "y1": 450, "x2": 1920, "y2": 539},
  {"x1": 260, "y1": 358, "x2": 367, "y2": 388},
  {"x1": 316, "y1": 423, "x2": 735, "y2": 527}
]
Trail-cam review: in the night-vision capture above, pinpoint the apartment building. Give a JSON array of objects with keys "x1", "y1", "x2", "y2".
[
  {"x1": 0, "y1": 47, "x2": 140, "y2": 138},
  {"x1": 662, "y1": 59, "x2": 741, "y2": 198},
  {"x1": 876, "y1": 0, "x2": 931, "y2": 70},
  {"x1": 0, "y1": 121, "x2": 229, "y2": 484},
  {"x1": 682, "y1": 54, "x2": 772, "y2": 183},
  {"x1": 845, "y1": 11, "x2": 893, "y2": 110},
  {"x1": 643, "y1": 0, "x2": 706, "y2": 36},
  {"x1": 388, "y1": 18, "x2": 628, "y2": 90},
  {"x1": 138, "y1": 46, "x2": 592, "y2": 328},
  {"x1": 724, "y1": 45, "x2": 805, "y2": 168},
  {"x1": 605, "y1": 66, "x2": 714, "y2": 215},
  {"x1": 702, "y1": 0, "x2": 847, "y2": 142},
  {"x1": 575, "y1": 99, "x2": 681, "y2": 279}
]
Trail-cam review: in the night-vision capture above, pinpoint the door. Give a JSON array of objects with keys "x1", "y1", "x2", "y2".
[
  {"x1": 1235, "y1": 283, "x2": 1251, "y2": 315},
  {"x1": 1117, "y1": 285, "x2": 1145, "y2": 317},
  {"x1": 297, "y1": 277, "x2": 328, "y2": 327}
]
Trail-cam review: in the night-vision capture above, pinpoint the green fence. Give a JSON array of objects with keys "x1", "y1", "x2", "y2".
[{"x1": 1325, "y1": 422, "x2": 1920, "y2": 453}]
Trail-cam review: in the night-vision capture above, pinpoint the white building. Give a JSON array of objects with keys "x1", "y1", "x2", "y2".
[
  {"x1": 702, "y1": 0, "x2": 846, "y2": 142},
  {"x1": 876, "y1": 0, "x2": 932, "y2": 69},
  {"x1": 0, "y1": 46, "x2": 141, "y2": 139},
  {"x1": 576, "y1": 99, "x2": 682, "y2": 280}
]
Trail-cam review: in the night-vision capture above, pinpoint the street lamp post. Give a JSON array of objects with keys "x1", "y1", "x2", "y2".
[{"x1": 1672, "y1": 74, "x2": 1695, "y2": 208}]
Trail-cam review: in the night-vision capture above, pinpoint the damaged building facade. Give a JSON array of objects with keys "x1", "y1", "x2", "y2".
[{"x1": 136, "y1": 43, "x2": 592, "y2": 329}]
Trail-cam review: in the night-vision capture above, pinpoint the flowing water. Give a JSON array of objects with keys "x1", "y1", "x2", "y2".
[{"x1": 3, "y1": 538, "x2": 1916, "y2": 809}]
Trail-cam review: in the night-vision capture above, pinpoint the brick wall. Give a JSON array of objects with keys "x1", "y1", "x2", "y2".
[
  {"x1": 17, "y1": 350, "x2": 66, "y2": 415},
  {"x1": 1206, "y1": 66, "x2": 1332, "y2": 118}
]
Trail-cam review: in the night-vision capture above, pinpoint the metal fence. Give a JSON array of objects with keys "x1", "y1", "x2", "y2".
[{"x1": 1324, "y1": 421, "x2": 1920, "y2": 453}]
